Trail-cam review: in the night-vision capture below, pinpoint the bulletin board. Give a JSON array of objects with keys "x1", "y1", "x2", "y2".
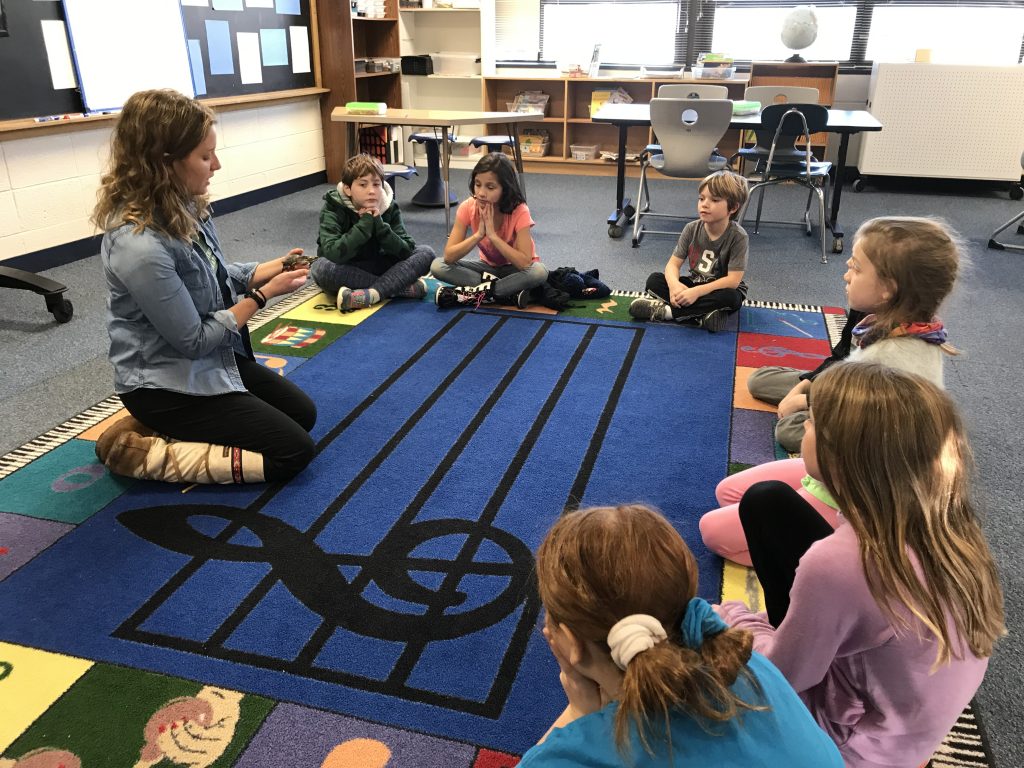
[
  {"x1": 179, "y1": 0, "x2": 316, "y2": 99},
  {"x1": 0, "y1": 0, "x2": 83, "y2": 121}
]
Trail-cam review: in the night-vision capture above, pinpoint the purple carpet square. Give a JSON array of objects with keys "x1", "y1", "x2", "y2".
[
  {"x1": 234, "y1": 702, "x2": 476, "y2": 768},
  {"x1": 730, "y1": 409, "x2": 778, "y2": 466},
  {"x1": 0, "y1": 512, "x2": 73, "y2": 581}
]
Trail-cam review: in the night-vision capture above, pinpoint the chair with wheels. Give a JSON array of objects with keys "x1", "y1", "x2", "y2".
[
  {"x1": 987, "y1": 150, "x2": 1024, "y2": 253},
  {"x1": 631, "y1": 98, "x2": 734, "y2": 247},
  {"x1": 408, "y1": 130, "x2": 459, "y2": 207},
  {"x1": 740, "y1": 104, "x2": 832, "y2": 263},
  {"x1": 733, "y1": 85, "x2": 820, "y2": 176}
]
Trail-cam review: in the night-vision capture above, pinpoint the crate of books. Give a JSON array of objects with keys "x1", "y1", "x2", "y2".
[
  {"x1": 520, "y1": 128, "x2": 550, "y2": 157},
  {"x1": 506, "y1": 91, "x2": 550, "y2": 116}
]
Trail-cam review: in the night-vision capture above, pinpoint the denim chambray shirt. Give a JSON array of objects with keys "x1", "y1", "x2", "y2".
[{"x1": 102, "y1": 216, "x2": 258, "y2": 396}]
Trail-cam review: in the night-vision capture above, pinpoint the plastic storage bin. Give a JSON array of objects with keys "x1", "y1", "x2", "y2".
[
  {"x1": 430, "y1": 52, "x2": 481, "y2": 76},
  {"x1": 520, "y1": 140, "x2": 550, "y2": 157},
  {"x1": 570, "y1": 144, "x2": 599, "y2": 161}
]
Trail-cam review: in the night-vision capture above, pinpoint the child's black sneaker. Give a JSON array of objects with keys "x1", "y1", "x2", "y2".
[
  {"x1": 629, "y1": 296, "x2": 669, "y2": 322},
  {"x1": 700, "y1": 308, "x2": 728, "y2": 333},
  {"x1": 435, "y1": 284, "x2": 492, "y2": 309},
  {"x1": 494, "y1": 289, "x2": 530, "y2": 309}
]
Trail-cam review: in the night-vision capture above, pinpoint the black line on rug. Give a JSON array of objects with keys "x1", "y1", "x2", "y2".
[
  {"x1": 384, "y1": 323, "x2": 603, "y2": 709},
  {"x1": 112, "y1": 312, "x2": 477, "y2": 644},
  {"x1": 564, "y1": 327, "x2": 644, "y2": 511}
]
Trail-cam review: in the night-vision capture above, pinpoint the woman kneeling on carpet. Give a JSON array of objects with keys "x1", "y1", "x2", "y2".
[
  {"x1": 719, "y1": 362, "x2": 1005, "y2": 768},
  {"x1": 520, "y1": 504, "x2": 842, "y2": 767},
  {"x1": 92, "y1": 89, "x2": 316, "y2": 484}
]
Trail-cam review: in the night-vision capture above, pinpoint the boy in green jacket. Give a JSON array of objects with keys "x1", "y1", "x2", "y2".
[{"x1": 312, "y1": 153, "x2": 435, "y2": 310}]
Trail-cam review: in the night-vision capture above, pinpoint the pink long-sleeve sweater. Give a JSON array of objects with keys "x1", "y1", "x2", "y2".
[{"x1": 719, "y1": 522, "x2": 989, "y2": 768}]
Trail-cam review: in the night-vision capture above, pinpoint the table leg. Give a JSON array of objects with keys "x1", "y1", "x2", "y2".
[
  {"x1": 510, "y1": 123, "x2": 525, "y2": 193},
  {"x1": 827, "y1": 132, "x2": 852, "y2": 254},
  {"x1": 606, "y1": 125, "x2": 632, "y2": 238},
  {"x1": 442, "y1": 124, "x2": 452, "y2": 232}
]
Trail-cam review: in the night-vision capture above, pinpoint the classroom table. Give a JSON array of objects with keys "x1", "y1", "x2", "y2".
[
  {"x1": 591, "y1": 103, "x2": 883, "y2": 253},
  {"x1": 330, "y1": 108, "x2": 543, "y2": 230}
]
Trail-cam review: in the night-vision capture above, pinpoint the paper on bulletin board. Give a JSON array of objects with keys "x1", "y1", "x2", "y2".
[
  {"x1": 39, "y1": 20, "x2": 76, "y2": 90},
  {"x1": 259, "y1": 28, "x2": 288, "y2": 66},
  {"x1": 237, "y1": 31, "x2": 263, "y2": 84},
  {"x1": 289, "y1": 26, "x2": 310, "y2": 74},
  {"x1": 246, "y1": 0, "x2": 275, "y2": 7},
  {"x1": 180, "y1": 0, "x2": 210, "y2": 5}
]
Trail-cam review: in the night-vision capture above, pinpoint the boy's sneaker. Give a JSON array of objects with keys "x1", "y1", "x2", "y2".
[
  {"x1": 337, "y1": 287, "x2": 377, "y2": 311},
  {"x1": 494, "y1": 289, "x2": 530, "y2": 309},
  {"x1": 700, "y1": 308, "x2": 728, "y2": 333},
  {"x1": 435, "y1": 284, "x2": 492, "y2": 309},
  {"x1": 629, "y1": 296, "x2": 669, "y2": 322},
  {"x1": 397, "y1": 278, "x2": 427, "y2": 300}
]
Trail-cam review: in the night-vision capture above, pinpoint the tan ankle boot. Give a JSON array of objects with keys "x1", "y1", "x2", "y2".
[
  {"x1": 103, "y1": 431, "x2": 265, "y2": 484},
  {"x1": 95, "y1": 415, "x2": 157, "y2": 463}
]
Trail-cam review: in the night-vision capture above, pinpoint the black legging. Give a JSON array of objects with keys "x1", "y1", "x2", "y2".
[
  {"x1": 119, "y1": 354, "x2": 316, "y2": 482},
  {"x1": 739, "y1": 480, "x2": 835, "y2": 627}
]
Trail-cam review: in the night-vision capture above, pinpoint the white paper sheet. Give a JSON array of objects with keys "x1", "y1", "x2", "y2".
[
  {"x1": 40, "y1": 20, "x2": 77, "y2": 90},
  {"x1": 180, "y1": 0, "x2": 210, "y2": 6},
  {"x1": 237, "y1": 31, "x2": 263, "y2": 84},
  {"x1": 289, "y1": 26, "x2": 310, "y2": 74},
  {"x1": 246, "y1": 0, "x2": 275, "y2": 7}
]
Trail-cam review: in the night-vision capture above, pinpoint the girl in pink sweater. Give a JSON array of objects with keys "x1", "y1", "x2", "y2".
[{"x1": 718, "y1": 362, "x2": 1005, "y2": 768}]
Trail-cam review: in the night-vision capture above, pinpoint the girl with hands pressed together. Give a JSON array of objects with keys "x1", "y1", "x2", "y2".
[
  {"x1": 520, "y1": 504, "x2": 842, "y2": 767},
  {"x1": 431, "y1": 153, "x2": 548, "y2": 309},
  {"x1": 93, "y1": 89, "x2": 316, "y2": 485}
]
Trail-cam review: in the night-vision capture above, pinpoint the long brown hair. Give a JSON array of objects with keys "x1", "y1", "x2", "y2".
[
  {"x1": 92, "y1": 89, "x2": 215, "y2": 241},
  {"x1": 854, "y1": 216, "x2": 961, "y2": 348},
  {"x1": 811, "y1": 363, "x2": 1005, "y2": 665},
  {"x1": 536, "y1": 505, "x2": 763, "y2": 755}
]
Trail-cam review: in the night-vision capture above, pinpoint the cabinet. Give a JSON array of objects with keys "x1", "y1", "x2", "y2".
[
  {"x1": 318, "y1": 0, "x2": 403, "y2": 179},
  {"x1": 399, "y1": 7, "x2": 483, "y2": 164},
  {"x1": 481, "y1": 76, "x2": 748, "y2": 170}
]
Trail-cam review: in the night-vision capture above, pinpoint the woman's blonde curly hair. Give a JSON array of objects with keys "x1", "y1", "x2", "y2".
[{"x1": 92, "y1": 89, "x2": 215, "y2": 241}]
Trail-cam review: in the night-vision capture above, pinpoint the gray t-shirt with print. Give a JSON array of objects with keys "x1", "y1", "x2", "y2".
[{"x1": 670, "y1": 220, "x2": 749, "y2": 296}]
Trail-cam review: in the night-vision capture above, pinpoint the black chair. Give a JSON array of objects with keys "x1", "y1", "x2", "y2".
[
  {"x1": 740, "y1": 104, "x2": 832, "y2": 263},
  {"x1": 732, "y1": 85, "x2": 820, "y2": 177},
  {"x1": 988, "y1": 150, "x2": 1024, "y2": 252}
]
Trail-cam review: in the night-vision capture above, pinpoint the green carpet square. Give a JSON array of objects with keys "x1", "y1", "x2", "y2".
[
  {"x1": 3, "y1": 663, "x2": 274, "y2": 767},
  {"x1": 251, "y1": 320, "x2": 351, "y2": 358},
  {"x1": 0, "y1": 440, "x2": 133, "y2": 524},
  {"x1": 558, "y1": 295, "x2": 637, "y2": 322}
]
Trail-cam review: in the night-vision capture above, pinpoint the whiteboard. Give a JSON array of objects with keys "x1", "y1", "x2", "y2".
[{"x1": 62, "y1": 0, "x2": 194, "y2": 112}]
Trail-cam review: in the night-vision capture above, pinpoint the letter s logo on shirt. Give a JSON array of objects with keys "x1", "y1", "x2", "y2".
[{"x1": 696, "y1": 250, "x2": 716, "y2": 274}]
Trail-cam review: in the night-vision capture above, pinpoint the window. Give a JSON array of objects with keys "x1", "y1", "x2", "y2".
[{"x1": 495, "y1": 0, "x2": 1024, "y2": 69}]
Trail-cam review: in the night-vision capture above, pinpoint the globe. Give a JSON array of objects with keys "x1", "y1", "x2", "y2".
[{"x1": 780, "y1": 5, "x2": 818, "y2": 62}]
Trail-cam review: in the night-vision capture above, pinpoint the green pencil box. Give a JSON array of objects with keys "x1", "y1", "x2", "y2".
[{"x1": 345, "y1": 101, "x2": 387, "y2": 115}]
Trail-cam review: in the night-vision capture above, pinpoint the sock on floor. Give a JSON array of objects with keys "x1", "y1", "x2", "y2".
[
  {"x1": 338, "y1": 287, "x2": 380, "y2": 310},
  {"x1": 660, "y1": 304, "x2": 674, "y2": 320}
]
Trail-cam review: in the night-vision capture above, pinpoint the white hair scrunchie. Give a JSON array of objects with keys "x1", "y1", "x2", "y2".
[{"x1": 607, "y1": 614, "x2": 668, "y2": 671}]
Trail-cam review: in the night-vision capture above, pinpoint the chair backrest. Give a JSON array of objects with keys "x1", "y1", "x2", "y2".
[
  {"x1": 744, "y1": 85, "x2": 820, "y2": 107},
  {"x1": 743, "y1": 86, "x2": 821, "y2": 150},
  {"x1": 657, "y1": 83, "x2": 729, "y2": 100},
  {"x1": 760, "y1": 104, "x2": 829, "y2": 175},
  {"x1": 649, "y1": 98, "x2": 734, "y2": 178}
]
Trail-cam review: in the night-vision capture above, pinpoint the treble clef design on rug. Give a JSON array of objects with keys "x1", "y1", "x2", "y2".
[
  {"x1": 117, "y1": 504, "x2": 533, "y2": 641},
  {"x1": 739, "y1": 344, "x2": 826, "y2": 360}
]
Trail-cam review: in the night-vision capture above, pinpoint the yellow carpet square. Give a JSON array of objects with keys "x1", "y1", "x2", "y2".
[
  {"x1": 282, "y1": 292, "x2": 388, "y2": 326},
  {"x1": 720, "y1": 561, "x2": 765, "y2": 613},
  {"x1": 0, "y1": 642, "x2": 93, "y2": 751}
]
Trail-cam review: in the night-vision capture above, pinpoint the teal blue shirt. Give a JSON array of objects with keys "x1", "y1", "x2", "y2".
[{"x1": 518, "y1": 652, "x2": 842, "y2": 767}]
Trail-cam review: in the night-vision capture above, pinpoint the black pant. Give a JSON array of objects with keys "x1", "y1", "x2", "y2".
[
  {"x1": 739, "y1": 480, "x2": 834, "y2": 627},
  {"x1": 119, "y1": 355, "x2": 316, "y2": 482},
  {"x1": 645, "y1": 272, "x2": 744, "y2": 321}
]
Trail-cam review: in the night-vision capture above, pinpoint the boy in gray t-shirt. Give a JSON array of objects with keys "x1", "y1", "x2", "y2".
[{"x1": 630, "y1": 170, "x2": 750, "y2": 332}]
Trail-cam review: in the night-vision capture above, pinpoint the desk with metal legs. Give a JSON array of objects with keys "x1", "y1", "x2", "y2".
[
  {"x1": 592, "y1": 103, "x2": 882, "y2": 253},
  {"x1": 330, "y1": 108, "x2": 542, "y2": 230}
]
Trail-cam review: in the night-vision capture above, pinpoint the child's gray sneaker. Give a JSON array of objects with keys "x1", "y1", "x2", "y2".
[{"x1": 629, "y1": 296, "x2": 669, "y2": 322}]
